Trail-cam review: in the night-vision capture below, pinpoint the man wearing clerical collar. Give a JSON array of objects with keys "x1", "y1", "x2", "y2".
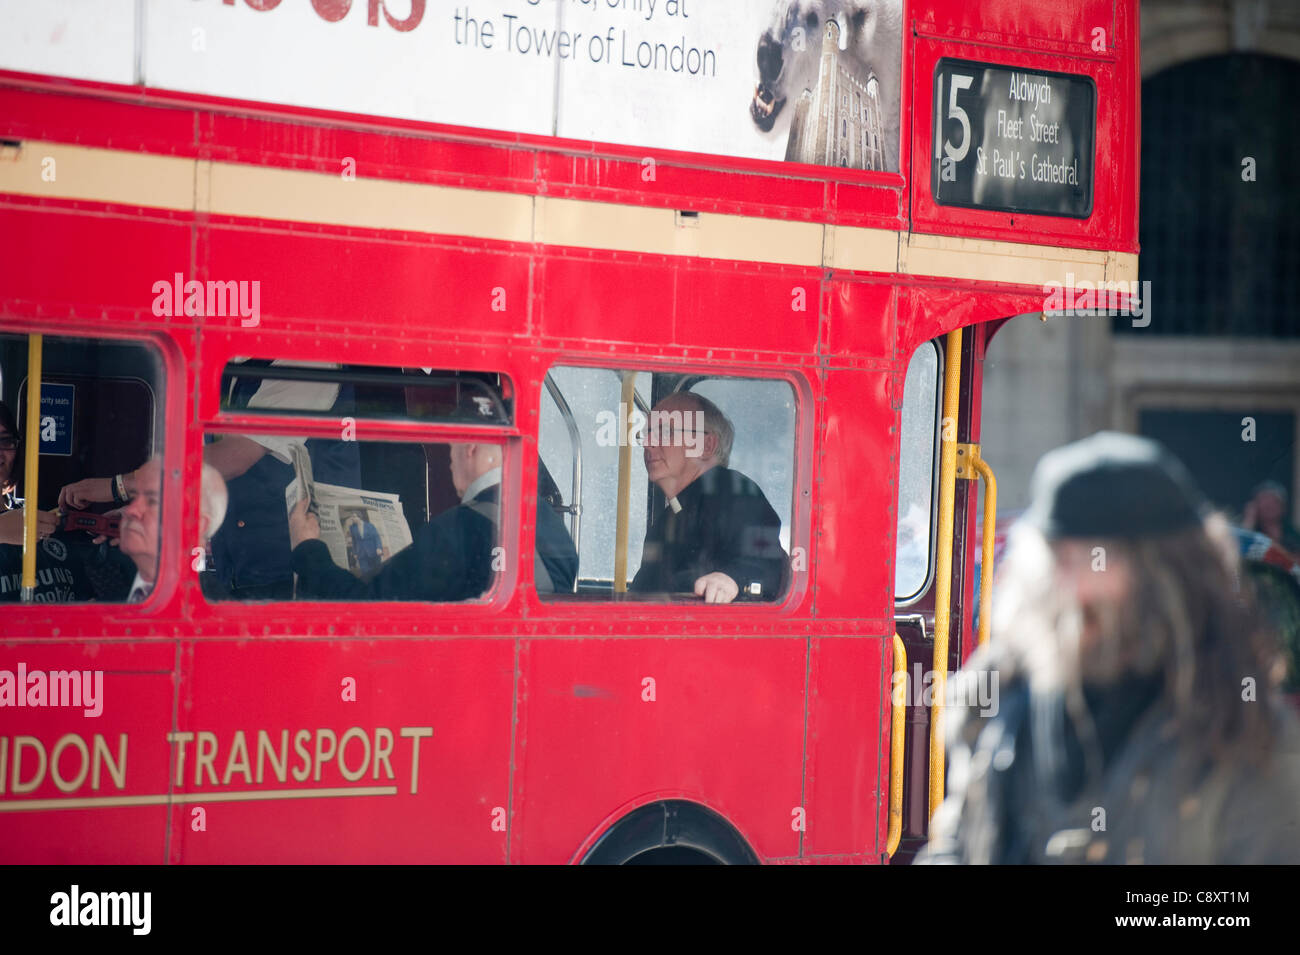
[{"x1": 631, "y1": 392, "x2": 788, "y2": 604}]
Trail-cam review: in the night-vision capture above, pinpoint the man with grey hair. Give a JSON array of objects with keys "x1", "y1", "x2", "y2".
[{"x1": 631, "y1": 391, "x2": 788, "y2": 603}]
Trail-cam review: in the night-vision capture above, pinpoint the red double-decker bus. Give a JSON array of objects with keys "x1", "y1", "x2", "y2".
[{"x1": 0, "y1": 0, "x2": 1138, "y2": 863}]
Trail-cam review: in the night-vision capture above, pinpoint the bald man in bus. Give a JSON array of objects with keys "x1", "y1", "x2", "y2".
[
  {"x1": 287, "y1": 441, "x2": 577, "y2": 600},
  {"x1": 631, "y1": 392, "x2": 789, "y2": 603}
]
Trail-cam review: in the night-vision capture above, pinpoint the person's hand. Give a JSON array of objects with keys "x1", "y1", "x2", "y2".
[
  {"x1": 1242, "y1": 500, "x2": 1258, "y2": 530},
  {"x1": 58, "y1": 476, "x2": 115, "y2": 511},
  {"x1": 0, "y1": 507, "x2": 58, "y2": 546},
  {"x1": 91, "y1": 508, "x2": 123, "y2": 546},
  {"x1": 694, "y1": 571, "x2": 739, "y2": 604},
  {"x1": 289, "y1": 498, "x2": 320, "y2": 548}
]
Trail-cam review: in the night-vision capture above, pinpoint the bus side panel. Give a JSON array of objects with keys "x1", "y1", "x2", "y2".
[
  {"x1": 203, "y1": 222, "x2": 531, "y2": 339},
  {"x1": 170, "y1": 638, "x2": 514, "y2": 863},
  {"x1": 675, "y1": 265, "x2": 821, "y2": 356},
  {"x1": 803, "y1": 634, "x2": 888, "y2": 859},
  {"x1": 513, "y1": 636, "x2": 806, "y2": 863},
  {"x1": 0, "y1": 202, "x2": 191, "y2": 318},
  {"x1": 824, "y1": 281, "x2": 897, "y2": 362},
  {"x1": 0, "y1": 641, "x2": 176, "y2": 863},
  {"x1": 538, "y1": 255, "x2": 678, "y2": 349},
  {"x1": 811, "y1": 369, "x2": 896, "y2": 623}
]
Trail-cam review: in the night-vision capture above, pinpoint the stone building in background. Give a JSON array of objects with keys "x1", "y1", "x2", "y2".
[{"x1": 979, "y1": 0, "x2": 1300, "y2": 526}]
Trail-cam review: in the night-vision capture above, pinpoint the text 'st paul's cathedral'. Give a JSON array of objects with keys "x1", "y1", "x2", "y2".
[{"x1": 785, "y1": 19, "x2": 887, "y2": 171}]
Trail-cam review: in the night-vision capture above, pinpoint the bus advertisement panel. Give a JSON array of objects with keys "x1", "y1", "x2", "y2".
[{"x1": 0, "y1": 0, "x2": 903, "y2": 172}]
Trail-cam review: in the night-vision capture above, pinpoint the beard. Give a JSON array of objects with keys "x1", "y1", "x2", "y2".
[{"x1": 1068, "y1": 592, "x2": 1163, "y2": 686}]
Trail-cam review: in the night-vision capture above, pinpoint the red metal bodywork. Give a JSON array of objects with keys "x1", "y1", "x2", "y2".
[{"x1": 0, "y1": 0, "x2": 1138, "y2": 863}]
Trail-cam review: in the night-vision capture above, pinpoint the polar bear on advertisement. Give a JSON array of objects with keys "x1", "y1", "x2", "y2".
[{"x1": 751, "y1": 0, "x2": 903, "y2": 172}]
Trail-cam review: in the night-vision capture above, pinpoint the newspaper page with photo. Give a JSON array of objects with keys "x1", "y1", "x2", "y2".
[{"x1": 284, "y1": 445, "x2": 414, "y2": 578}]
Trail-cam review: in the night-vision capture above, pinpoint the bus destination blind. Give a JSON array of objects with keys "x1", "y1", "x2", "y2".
[{"x1": 932, "y1": 59, "x2": 1096, "y2": 218}]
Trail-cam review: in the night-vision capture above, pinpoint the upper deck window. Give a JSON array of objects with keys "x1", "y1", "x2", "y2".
[{"x1": 220, "y1": 361, "x2": 513, "y2": 426}]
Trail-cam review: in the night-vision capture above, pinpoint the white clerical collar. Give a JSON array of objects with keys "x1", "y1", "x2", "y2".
[
  {"x1": 666, "y1": 495, "x2": 682, "y2": 514},
  {"x1": 129, "y1": 572, "x2": 154, "y2": 603},
  {"x1": 462, "y1": 467, "x2": 502, "y2": 504}
]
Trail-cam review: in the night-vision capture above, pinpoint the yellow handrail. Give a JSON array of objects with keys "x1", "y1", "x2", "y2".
[
  {"x1": 971, "y1": 453, "x2": 997, "y2": 647},
  {"x1": 886, "y1": 632, "x2": 907, "y2": 857},
  {"x1": 21, "y1": 334, "x2": 42, "y2": 603},
  {"x1": 612, "y1": 371, "x2": 635, "y2": 593},
  {"x1": 928, "y1": 327, "x2": 962, "y2": 819}
]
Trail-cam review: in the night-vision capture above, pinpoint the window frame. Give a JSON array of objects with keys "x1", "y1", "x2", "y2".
[
  {"x1": 199, "y1": 355, "x2": 521, "y2": 610},
  {"x1": 0, "y1": 326, "x2": 178, "y2": 614},
  {"x1": 894, "y1": 338, "x2": 944, "y2": 608},
  {"x1": 533, "y1": 356, "x2": 812, "y2": 614}
]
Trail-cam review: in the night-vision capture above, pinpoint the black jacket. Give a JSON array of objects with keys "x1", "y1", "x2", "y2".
[
  {"x1": 918, "y1": 643, "x2": 1300, "y2": 864},
  {"x1": 0, "y1": 536, "x2": 94, "y2": 603},
  {"x1": 630, "y1": 466, "x2": 788, "y2": 600},
  {"x1": 291, "y1": 485, "x2": 577, "y2": 601}
]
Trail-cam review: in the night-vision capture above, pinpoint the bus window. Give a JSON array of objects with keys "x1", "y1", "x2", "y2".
[
  {"x1": 220, "y1": 361, "x2": 512, "y2": 425},
  {"x1": 895, "y1": 341, "x2": 941, "y2": 602},
  {"x1": 1, "y1": 333, "x2": 164, "y2": 605},
  {"x1": 205, "y1": 364, "x2": 518, "y2": 603},
  {"x1": 539, "y1": 366, "x2": 794, "y2": 603}
]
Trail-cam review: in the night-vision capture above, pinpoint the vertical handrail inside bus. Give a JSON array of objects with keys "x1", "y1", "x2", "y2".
[
  {"x1": 928, "y1": 328, "x2": 962, "y2": 819},
  {"x1": 21, "y1": 333, "x2": 43, "y2": 603},
  {"x1": 971, "y1": 453, "x2": 997, "y2": 647},
  {"x1": 887, "y1": 632, "x2": 907, "y2": 857},
  {"x1": 613, "y1": 371, "x2": 635, "y2": 592},
  {"x1": 543, "y1": 374, "x2": 583, "y2": 591}
]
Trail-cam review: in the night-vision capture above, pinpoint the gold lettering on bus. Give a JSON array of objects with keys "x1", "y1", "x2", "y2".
[
  {"x1": 373, "y1": 727, "x2": 394, "y2": 782},
  {"x1": 400, "y1": 726, "x2": 432, "y2": 795},
  {"x1": 166, "y1": 731, "x2": 194, "y2": 786},
  {"x1": 292, "y1": 729, "x2": 311, "y2": 782},
  {"x1": 222, "y1": 730, "x2": 253, "y2": 786},
  {"x1": 338, "y1": 727, "x2": 370, "y2": 783},
  {"x1": 51, "y1": 734, "x2": 90, "y2": 793},
  {"x1": 0, "y1": 726, "x2": 431, "y2": 806},
  {"x1": 313, "y1": 729, "x2": 337, "y2": 783},
  {"x1": 1, "y1": 734, "x2": 129, "y2": 796},
  {"x1": 93, "y1": 734, "x2": 127, "y2": 791},
  {"x1": 196, "y1": 731, "x2": 219, "y2": 786},
  {"x1": 12, "y1": 736, "x2": 45, "y2": 794},
  {"x1": 256, "y1": 729, "x2": 288, "y2": 784}
]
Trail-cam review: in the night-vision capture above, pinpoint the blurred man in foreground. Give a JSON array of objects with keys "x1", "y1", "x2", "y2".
[{"x1": 920, "y1": 432, "x2": 1300, "y2": 864}]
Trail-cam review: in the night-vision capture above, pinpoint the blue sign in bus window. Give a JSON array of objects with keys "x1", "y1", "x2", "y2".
[{"x1": 39, "y1": 383, "x2": 75, "y2": 456}]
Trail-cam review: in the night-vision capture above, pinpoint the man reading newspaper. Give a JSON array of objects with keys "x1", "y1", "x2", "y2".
[
  {"x1": 283, "y1": 444, "x2": 413, "y2": 593},
  {"x1": 287, "y1": 441, "x2": 577, "y2": 600}
]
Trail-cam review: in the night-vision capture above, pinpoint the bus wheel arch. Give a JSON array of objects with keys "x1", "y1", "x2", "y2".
[{"x1": 578, "y1": 800, "x2": 761, "y2": 865}]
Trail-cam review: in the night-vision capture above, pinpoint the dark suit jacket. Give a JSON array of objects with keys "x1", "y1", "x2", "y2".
[{"x1": 630, "y1": 466, "x2": 788, "y2": 600}]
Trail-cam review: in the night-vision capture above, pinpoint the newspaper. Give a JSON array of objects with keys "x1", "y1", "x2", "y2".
[{"x1": 284, "y1": 445, "x2": 414, "y2": 578}]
